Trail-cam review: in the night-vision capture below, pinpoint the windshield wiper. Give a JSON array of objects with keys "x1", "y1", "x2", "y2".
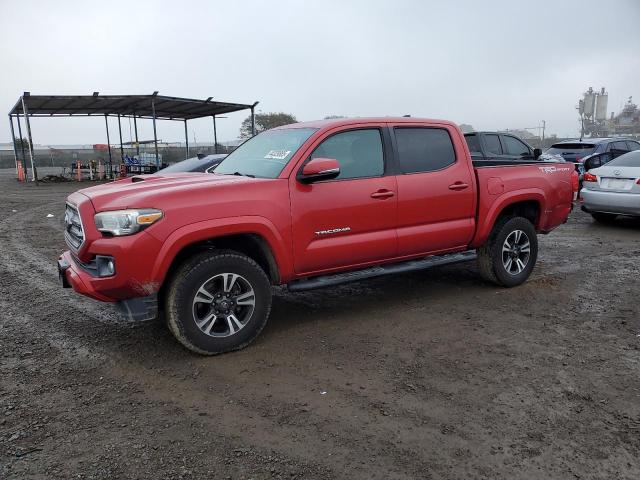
[{"x1": 226, "y1": 171, "x2": 255, "y2": 178}]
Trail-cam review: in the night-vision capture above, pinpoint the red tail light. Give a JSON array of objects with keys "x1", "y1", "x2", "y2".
[
  {"x1": 584, "y1": 172, "x2": 597, "y2": 182},
  {"x1": 637, "y1": 178, "x2": 640, "y2": 185},
  {"x1": 576, "y1": 156, "x2": 583, "y2": 163}
]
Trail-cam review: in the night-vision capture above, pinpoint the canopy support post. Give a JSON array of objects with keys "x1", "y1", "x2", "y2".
[
  {"x1": 21, "y1": 96, "x2": 38, "y2": 184},
  {"x1": 104, "y1": 114, "x2": 113, "y2": 179},
  {"x1": 8, "y1": 115, "x2": 20, "y2": 178},
  {"x1": 15, "y1": 112, "x2": 28, "y2": 179},
  {"x1": 250, "y1": 104, "x2": 256, "y2": 136},
  {"x1": 184, "y1": 119, "x2": 189, "y2": 159},
  {"x1": 133, "y1": 114, "x2": 140, "y2": 155},
  {"x1": 151, "y1": 98, "x2": 159, "y2": 169},
  {"x1": 117, "y1": 114, "x2": 124, "y2": 161},
  {"x1": 212, "y1": 115, "x2": 218, "y2": 153}
]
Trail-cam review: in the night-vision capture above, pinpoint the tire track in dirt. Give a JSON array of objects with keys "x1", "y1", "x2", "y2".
[
  {"x1": 0, "y1": 204, "x2": 122, "y2": 325},
  {"x1": 3, "y1": 175, "x2": 639, "y2": 479},
  {"x1": 0, "y1": 198, "x2": 450, "y2": 478}
]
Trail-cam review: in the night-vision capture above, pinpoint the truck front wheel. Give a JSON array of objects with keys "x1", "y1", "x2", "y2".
[
  {"x1": 165, "y1": 251, "x2": 272, "y2": 355},
  {"x1": 477, "y1": 216, "x2": 538, "y2": 287}
]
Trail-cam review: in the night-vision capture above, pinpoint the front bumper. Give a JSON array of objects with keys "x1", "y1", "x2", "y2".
[
  {"x1": 581, "y1": 189, "x2": 640, "y2": 216},
  {"x1": 58, "y1": 251, "x2": 159, "y2": 321},
  {"x1": 58, "y1": 251, "x2": 113, "y2": 301}
]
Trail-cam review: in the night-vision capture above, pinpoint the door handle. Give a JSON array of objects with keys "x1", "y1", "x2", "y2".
[
  {"x1": 370, "y1": 189, "x2": 395, "y2": 199},
  {"x1": 448, "y1": 182, "x2": 469, "y2": 191}
]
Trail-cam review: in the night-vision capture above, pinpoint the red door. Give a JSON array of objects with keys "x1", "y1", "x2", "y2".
[
  {"x1": 289, "y1": 127, "x2": 398, "y2": 275},
  {"x1": 391, "y1": 125, "x2": 476, "y2": 256}
]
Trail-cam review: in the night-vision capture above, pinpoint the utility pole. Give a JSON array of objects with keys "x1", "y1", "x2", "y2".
[{"x1": 541, "y1": 120, "x2": 546, "y2": 148}]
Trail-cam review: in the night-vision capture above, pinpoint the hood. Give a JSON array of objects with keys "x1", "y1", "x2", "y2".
[{"x1": 78, "y1": 173, "x2": 262, "y2": 211}]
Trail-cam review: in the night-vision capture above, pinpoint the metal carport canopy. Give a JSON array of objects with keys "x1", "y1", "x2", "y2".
[
  {"x1": 8, "y1": 93, "x2": 255, "y2": 120},
  {"x1": 8, "y1": 92, "x2": 259, "y2": 183}
]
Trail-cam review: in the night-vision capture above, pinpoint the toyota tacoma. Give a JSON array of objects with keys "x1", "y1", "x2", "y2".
[{"x1": 59, "y1": 117, "x2": 577, "y2": 355}]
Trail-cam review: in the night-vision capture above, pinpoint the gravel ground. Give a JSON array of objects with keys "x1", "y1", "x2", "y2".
[{"x1": 1, "y1": 168, "x2": 639, "y2": 479}]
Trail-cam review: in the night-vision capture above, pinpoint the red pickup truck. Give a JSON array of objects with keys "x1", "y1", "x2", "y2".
[{"x1": 59, "y1": 118, "x2": 577, "y2": 355}]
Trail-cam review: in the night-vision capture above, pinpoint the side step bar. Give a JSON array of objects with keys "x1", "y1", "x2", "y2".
[{"x1": 287, "y1": 250, "x2": 477, "y2": 292}]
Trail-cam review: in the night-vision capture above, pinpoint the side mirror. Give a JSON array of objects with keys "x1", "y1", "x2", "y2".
[
  {"x1": 299, "y1": 157, "x2": 340, "y2": 183},
  {"x1": 533, "y1": 148, "x2": 542, "y2": 160}
]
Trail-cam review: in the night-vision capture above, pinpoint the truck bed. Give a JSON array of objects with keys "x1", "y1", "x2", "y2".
[{"x1": 470, "y1": 161, "x2": 575, "y2": 247}]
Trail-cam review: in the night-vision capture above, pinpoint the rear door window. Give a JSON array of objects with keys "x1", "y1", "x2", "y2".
[
  {"x1": 613, "y1": 141, "x2": 629, "y2": 151},
  {"x1": 610, "y1": 141, "x2": 630, "y2": 158},
  {"x1": 627, "y1": 141, "x2": 640, "y2": 151},
  {"x1": 394, "y1": 127, "x2": 456, "y2": 173},
  {"x1": 502, "y1": 135, "x2": 532, "y2": 157},
  {"x1": 484, "y1": 134, "x2": 503, "y2": 155}
]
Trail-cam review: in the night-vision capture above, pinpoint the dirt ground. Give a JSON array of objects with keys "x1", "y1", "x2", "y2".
[{"x1": 1, "y1": 168, "x2": 639, "y2": 480}]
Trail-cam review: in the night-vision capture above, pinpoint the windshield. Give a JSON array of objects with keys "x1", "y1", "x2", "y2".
[
  {"x1": 214, "y1": 128, "x2": 318, "y2": 178},
  {"x1": 606, "y1": 150, "x2": 640, "y2": 167}
]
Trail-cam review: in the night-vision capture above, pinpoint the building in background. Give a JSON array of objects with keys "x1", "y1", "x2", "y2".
[{"x1": 579, "y1": 87, "x2": 639, "y2": 137}]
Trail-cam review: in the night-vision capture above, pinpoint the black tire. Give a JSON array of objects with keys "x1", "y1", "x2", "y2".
[
  {"x1": 591, "y1": 212, "x2": 617, "y2": 223},
  {"x1": 477, "y1": 216, "x2": 538, "y2": 287},
  {"x1": 165, "y1": 250, "x2": 272, "y2": 355}
]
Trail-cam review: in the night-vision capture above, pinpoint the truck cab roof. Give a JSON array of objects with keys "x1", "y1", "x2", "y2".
[{"x1": 274, "y1": 117, "x2": 458, "y2": 130}]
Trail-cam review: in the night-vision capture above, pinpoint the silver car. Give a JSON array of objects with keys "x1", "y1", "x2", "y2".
[{"x1": 581, "y1": 150, "x2": 640, "y2": 222}]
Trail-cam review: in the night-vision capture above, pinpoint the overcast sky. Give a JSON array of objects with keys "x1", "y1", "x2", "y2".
[{"x1": 1, "y1": 0, "x2": 639, "y2": 145}]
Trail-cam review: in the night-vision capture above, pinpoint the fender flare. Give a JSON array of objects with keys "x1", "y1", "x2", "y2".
[
  {"x1": 471, "y1": 189, "x2": 546, "y2": 248},
  {"x1": 150, "y1": 215, "x2": 292, "y2": 284}
]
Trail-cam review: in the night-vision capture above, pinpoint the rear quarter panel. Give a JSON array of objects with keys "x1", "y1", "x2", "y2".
[{"x1": 471, "y1": 163, "x2": 574, "y2": 247}]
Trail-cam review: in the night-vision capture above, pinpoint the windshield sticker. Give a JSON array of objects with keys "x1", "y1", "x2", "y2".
[{"x1": 264, "y1": 150, "x2": 291, "y2": 160}]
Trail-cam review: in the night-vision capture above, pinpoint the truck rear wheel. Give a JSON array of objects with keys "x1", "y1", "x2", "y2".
[
  {"x1": 165, "y1": 251, "x2": 272, "y2": 355},
  {"x1": 477, "y1": 216, "x2": 538, "y2": 287}
]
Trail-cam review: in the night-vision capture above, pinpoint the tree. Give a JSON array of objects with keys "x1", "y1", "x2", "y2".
[
  {"x1": 13, "y1": 137, "x2": 29, "y2": 149},
  {"x1": 458, "y1": 124, "x2": 475, "y2": 133},
  {"x1": 240, "y1": 112, "x2": 297, "y2": 138}
]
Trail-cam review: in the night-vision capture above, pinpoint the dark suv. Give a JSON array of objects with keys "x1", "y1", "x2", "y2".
[
  {"x1": 545, "y1": 138, "x2": 640, "y2": 184},
  {"x1": 546, "y1": 138, "x2": 640, "y2": 164}
]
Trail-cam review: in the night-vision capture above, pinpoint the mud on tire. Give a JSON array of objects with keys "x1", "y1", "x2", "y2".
[
  {"x1": 477, "y1": 216, "x2": 538, "y2": 288},
  {"x1": 165, "y1": 250, "x2": 272, "y2": 355}
]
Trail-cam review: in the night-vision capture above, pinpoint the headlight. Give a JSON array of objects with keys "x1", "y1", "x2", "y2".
[{"x1": 94, "y1": 209, "x2": 163, "y2": 236}]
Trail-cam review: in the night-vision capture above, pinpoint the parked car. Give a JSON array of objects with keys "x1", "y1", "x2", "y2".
[
  {"x1": 580, "y1": 150, "x2": 640, "y2": 222},
  {"x1": 546, "y1": 138, "x2": 640, "y2": 164},
  {"x1": 546, "y1": 138, "x2": 640, "y2": 187},
  {"x1": 58, "y1": 117, "x2": 577, "y2": 355},
  {"x1": 463, "y1": 131, "x2": 542, "y2": 162},
  {"x1": 156, "y1": 154, "x2": 227, "y2": 174}
]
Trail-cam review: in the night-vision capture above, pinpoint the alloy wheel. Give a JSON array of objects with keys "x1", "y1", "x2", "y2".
[{"x1": 192, "y1": 273, "x2": 256, "y2": 337}]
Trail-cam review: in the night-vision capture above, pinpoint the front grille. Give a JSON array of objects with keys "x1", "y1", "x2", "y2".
[{"x1": 64, "y1": 203, "x2": 85, "y2": 250}]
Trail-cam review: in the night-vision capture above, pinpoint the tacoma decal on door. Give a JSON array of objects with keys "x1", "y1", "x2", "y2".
[{"x1": 314, "y1": 227, "x2": 351, "y2": 236}]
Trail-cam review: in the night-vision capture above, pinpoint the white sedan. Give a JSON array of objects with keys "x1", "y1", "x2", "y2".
[{"x1": 581, "y1": 150, "x2": 640, "y2": 222}]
